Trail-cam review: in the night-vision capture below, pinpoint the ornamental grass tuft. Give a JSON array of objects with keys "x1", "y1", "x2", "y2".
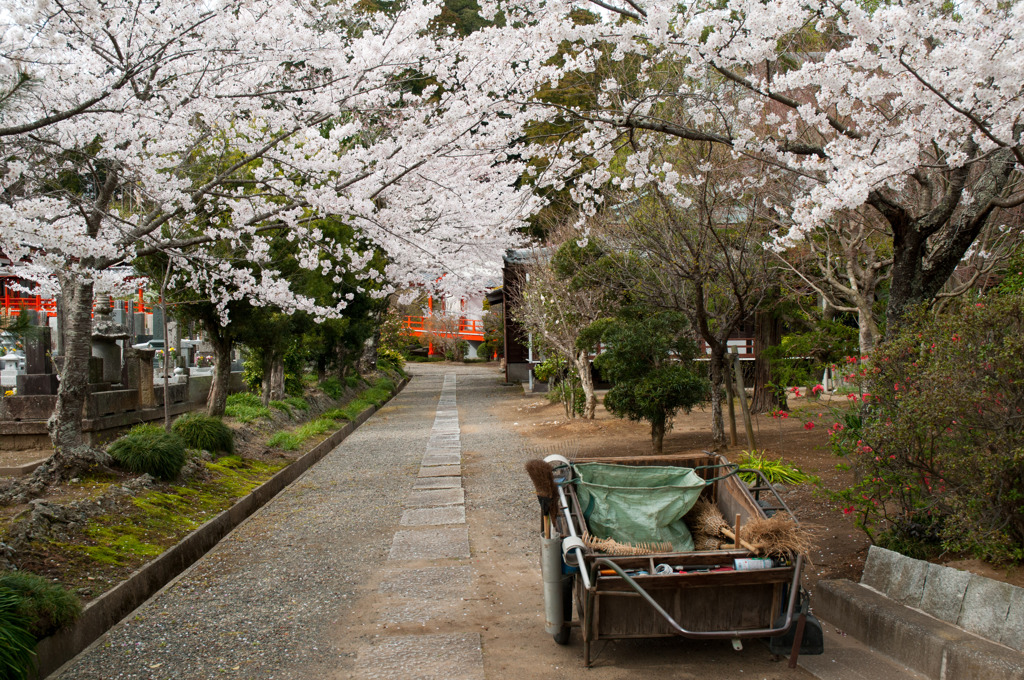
[
  {"x1": 171, "y1": 412, "x2": 234, "y2": 455},
  {"x1": 107, "y1": 424, "x2": 187, "y2": 480}
]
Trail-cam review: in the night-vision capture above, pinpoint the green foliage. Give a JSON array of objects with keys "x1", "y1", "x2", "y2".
[
  {"x1": 0, "y1": 587, "x2": 35, "y2": 680},
  {"x1": 736, "y1": 451, "x2": 818, "y2": 486},
  {"x1": 345, "y1": 375, "x2": 364, "y2": 389},
  {"x1": 0, "y1": 572, "x2": 82, "y2": 639},
  {"x1": 535, "y1": 356, "x2": 585, "y2": 416},
  {"x1": 107, "y1": 425, "x2": 187, "y2": 480},
  {"x1": 377, "y1": 347, "x2": 405, "y2": 368},
  {"x1": 590, "y1": 310, "x2": 709, "y2": 452},
  {"x1": 830, "y1": 295, "x2": 1024, "y2": 563},
  {"x1": 224, "y1": 392, "x2": 271, "y2": 422},
  {"x1": 319, "y1": 377, "x2": 345, "y2": 400},
  {"x1": 761, "y1": 319, "x2": 860, "y2": 401},
  {"x1": 171, "y1": 413, "x2": 234, "y2": 455},
  {"x1": 269, "y1": 400, "x2": 293, "y2": 418}
]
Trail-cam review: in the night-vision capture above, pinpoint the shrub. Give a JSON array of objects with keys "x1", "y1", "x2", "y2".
[
  {"x1": 108, "y1": 425, "x2": 187, "y2": 480},
  {"x1": 831, "y1": 295, "x2": 1024, "y2": 563},
  {"x1": 377, "y1": 347, "x2": 405, "y2": 368},
  {"x1": 171, "y1": 413, "x2": 234, "y2": 455},
  {"x1": 345, "y1": 375, "x2": 364, "y2": 389},
  {"x1": 0, "y1": 587, "x2": 35, "y2": 680},
  {"x1": 225, "y1": 393, "x2": 271, "y2": 423},
  {"x1": 0, "y1": 572, "x2": 82, "y2": 639},
  {"x1": 318, "y1": 377, "x2": 344, "y2": 400}
]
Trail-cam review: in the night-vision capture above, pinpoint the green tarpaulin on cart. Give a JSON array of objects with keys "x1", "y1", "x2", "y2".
[{"x1": 573, "y1": 462, "x2": 706, "y2": 552}]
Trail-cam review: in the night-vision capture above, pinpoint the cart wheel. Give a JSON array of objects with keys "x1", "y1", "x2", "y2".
[{"x1": 552, "y1": 575, "x2": 573, "y2": 645}]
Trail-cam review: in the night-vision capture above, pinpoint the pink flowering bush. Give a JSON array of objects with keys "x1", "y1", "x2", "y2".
[{"x1": 831, "y1": 296, "x2": 1024, "y2": 563}]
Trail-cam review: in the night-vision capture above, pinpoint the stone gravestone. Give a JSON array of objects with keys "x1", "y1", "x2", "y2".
[
  {"x1": 15, "y1": 327, "x2": 58, "y2": 395},
  {"x1": 91, "y1": 302, "x2": 131, "y2": 384},
  {"x1": 122, "y1": 347, "x2": 156, "y2": 408}
]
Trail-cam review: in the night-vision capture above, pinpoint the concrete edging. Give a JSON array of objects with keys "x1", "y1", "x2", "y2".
[{"x1": 33, "y1": 377, "x2": 409, "y2": 679}]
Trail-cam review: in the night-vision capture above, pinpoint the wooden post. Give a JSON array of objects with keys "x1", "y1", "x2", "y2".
[
  {"x1": 731, "y1": 351, "x2": 757, "y2": 450},
  {"x1": 725, "y1": 371, "x2": 739, "y2": 447}
]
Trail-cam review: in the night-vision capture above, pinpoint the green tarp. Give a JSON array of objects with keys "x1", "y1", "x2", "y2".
[{"x1": 573, "y1": 462, "x2": 706, "y2": 552}]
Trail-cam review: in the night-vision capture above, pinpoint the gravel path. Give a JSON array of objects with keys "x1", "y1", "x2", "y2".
[
  {"x1": 55, "y1": 367, "x2": 448, "y2": 680},
  {"x1": 54, "y1": 363, "x2": 817, "y2": 680}
]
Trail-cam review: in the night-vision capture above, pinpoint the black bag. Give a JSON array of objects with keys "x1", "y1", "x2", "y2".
[{"x1": 769, "y1": 590, "x2": 824, "y2": 656}]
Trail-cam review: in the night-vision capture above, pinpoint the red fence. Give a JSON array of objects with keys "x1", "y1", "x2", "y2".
[{"x1": 402, "y1": 315, "x2": 485, "y2": 341}]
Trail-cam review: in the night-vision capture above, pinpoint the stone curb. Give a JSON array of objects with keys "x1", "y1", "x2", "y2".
[
  {"x1": 815, "y1": 579, "x2": 1024, "y2": 680},
  {"x1": 0, "y1": 458, "x2": 48, "y2": 477},
  {"x1": 33, "y1": 377, "x2": 409, "y2": 679}
]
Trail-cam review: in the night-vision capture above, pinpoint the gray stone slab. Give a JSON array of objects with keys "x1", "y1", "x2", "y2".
[
  {"x1": 799, "y1": 617, "x2": 930, "y2": 680},
  {"x1": 886, "y1": 554, "x2": 928, "y2": 607},
  {"x1": 861, "y1": 545, "x2": 899, "y2": 594},
  {"x1": 434, "y1": 410, "x2": 458, "y2": 418},
  {"x1": 429, "y1": 433, "x2": 460, "y2": 444},
  {"x1": 406, "y1": 487, "x2": 464, "y2": 507},
  {"x1": 920, "y1": 563, "x2": 970, "y2": 623},
  {"x1": 400, "y1": 506, "x2": 465, "y2": 526},
  {"x1": 378, "y1": 565, "x2": 473, "y2": 599},
  {"x1": 426, "y1": 439, "x2": 461, "y2": 449},
  {"x1": 422, "y1": 452, "x2": 461, "y2": 466},
  {"x1": 413, "y1": 476, "x2": 462, "y2": 489},
  {"x1": 1000, "y1": 586, "x2": 1024, "y2": 652},
  {"x1": 959, "y1": 573, "x2": 1014, "y2": 641},
  {"x1": 388, "y1": 527, "x2": 470, "y2": 560},
  {"x1": 419, "y1": 464, "x2": 461, "y2": 477},
  {"x1": 353, "y1": 633, "x2": 483, "y2": 680}
]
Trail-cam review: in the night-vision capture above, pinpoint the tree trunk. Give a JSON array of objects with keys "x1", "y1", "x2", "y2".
[
  {"x1": 749, "y1": 311, "x2": 783, "y2": 414},
  {"x1": 260, "y1": 351, "x2": 275, "y2": 406},
  {"x1": 270, "y1": 355, "x2": 285, "y2": 400},
  {"x1": 40, "y1": 274, "x2": 109, "y2": 481},
  {"x1": 857, "y1": 298, "x2": 879, "y2": 357},
  {"x1": 708, "y1": 349, "x2": 726, "y2": 446},
  {"x1": 574, "y1": 350, "x2": 597, "y2": 419},
  {"x1": 205, "y1": 323, "x2": 232, "y2": 417},
  {"x1": 651, "y1": 416, "x2": 666, "y2": 454}
]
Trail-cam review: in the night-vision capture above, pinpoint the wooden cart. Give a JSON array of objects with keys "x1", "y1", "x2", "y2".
[{"x1": 548, "y1": 452, "x2": 807, "y2": 667}]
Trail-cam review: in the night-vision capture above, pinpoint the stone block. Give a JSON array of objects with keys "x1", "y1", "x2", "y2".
[
  {"x1": 423, "y1": 452, "x2": 460, "y2": 466},
  {"x1": 23, "y1": 326, "x2": 52, "y2": 374},
  {"x1": 860, "y1": 545, "x2": 899, "y2": 594},
  {"x1": 86, "y1": 389, "x2": 139, "y2": 418},
  {"x1": 88, "y1": 356, "x2": 104, "y2": 384},
  {"x1": 378, "y1": 565, "x2": 472, "y2": 599},
  {"x1": 352, "y1": 633, "x2": 482, "y2": 680},
  {"x1": 0, "y1": 394, "x2": 57, "y2": 421},
  {"x1": 886, "y1": 552, "x2": 928, "y2": 607},
  {"x1": 413, "y1": 477, "x2": 462, "y2": 489},
  {"x1": 400, "y1": 506, "x2": 465, "y2": 526},
  {"x1": 388, "y1": 527, "x2": 470, "y2": 561},
  {"x1": 959, "y1": 573, "x2": 1014, "y2": 641},
  {"x1": 406, "y1": 488, "x2": 464, "y2": 507},
  {"x1": 945, "y1": 637, "x2": 1024, "y2": 680},
  {"x1": 920, "y1": 563, "x2": 970, "y2": 624},
  {"x1": 1001, "y1": 586, "x2": 1024, "y2": 652},
  {"x1": 419, "y1": 464, "x2": 461, "y2": 478},
  {"x1": 15, "y1": 373, "x2": 59, "y2": 396}
]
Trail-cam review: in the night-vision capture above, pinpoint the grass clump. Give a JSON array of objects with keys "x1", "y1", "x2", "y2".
[
  {"x1": 269, "y1": 400, "x2": 293, "y2": 418},
  {"x1": 0, "y1": 572, "x2": 82, "y2": 639},
  {"x1": 319, "y1": 377, "x2": 345, "y2": 400},
  {"x1": 0, "y1": 587, "x2": 35, "y2": 680},
  {"x1": 225, "y1": 392, "x2": 271, "y2": 423},
  {"x1": 267, "y1": 418, "x2": 338, "y2": 451},
  {"x1": 284, "y1": 396, "x2": 308, "y2": 411},
  {"x1": 107, "y1": 425, "x2": 187, "y2": 480},
  {"x1": 267, "y1": 431, "x2": 299, "y2": 450},
  {"x1": 171, "y1": 412, "x2": 234, "y2": 455},
  {"x1": 737, "y1": 450, "x2": 818, "y2": 486}
]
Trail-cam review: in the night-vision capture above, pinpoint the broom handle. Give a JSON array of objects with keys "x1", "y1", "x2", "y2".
[{"x1": 719, "y1": 528, "x2": 760, "y2": 554}]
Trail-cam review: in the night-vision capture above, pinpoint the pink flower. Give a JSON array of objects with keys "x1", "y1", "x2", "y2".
[
  {"x1": 804, "y1": 421, "x2": 815, "y2": 430},
  {"x1": 843, "y1": 507, "x2": 854, "y2": 515},
  {"x1": 812, "y1": 384, "x2": 824, "y2": 395}
]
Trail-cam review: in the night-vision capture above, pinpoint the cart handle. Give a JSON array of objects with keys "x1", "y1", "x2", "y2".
[
  {"x1": 586, "y1": 555, "x2": 804, "y2": 640},
  {"x1": 735, "y1": 467, "x2": 799, "y2": 525}
]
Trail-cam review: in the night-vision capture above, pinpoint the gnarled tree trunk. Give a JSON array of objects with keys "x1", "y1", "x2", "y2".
[
  {"x1": 750, "y1": 310, "x2": 783, "y2": 414},
  {"x1": 205, "y1": 321, "x2": 232, "y2": 417},
  {"x1": 573, "y1": 349, "x2": 597, "y2": 419}
]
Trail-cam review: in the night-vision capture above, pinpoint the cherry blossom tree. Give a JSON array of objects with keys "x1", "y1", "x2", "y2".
[
  {"x1": 467, "y1": 0, "x2": 1024, "y2": 336},
  {"x1": 0, "y1": 0, "x2": 531, "y2": 485}
]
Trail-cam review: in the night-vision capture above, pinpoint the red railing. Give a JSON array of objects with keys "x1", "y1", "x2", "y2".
[
  {"x1": 1, "y1": 290, "x2": 151, "y2": 319},
  {"x1": 402, "y1": 315, "x2": 485, "y2": 341}
]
